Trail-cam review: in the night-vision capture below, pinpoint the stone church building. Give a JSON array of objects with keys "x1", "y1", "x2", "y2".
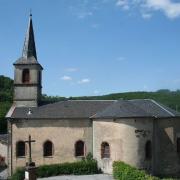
[{"x1": 6, "y1": 15, "x2": 180, "y2": 176}]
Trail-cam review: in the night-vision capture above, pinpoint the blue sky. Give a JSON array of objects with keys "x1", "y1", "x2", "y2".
[{"x1": 0, "y1": 0, "x2": 180, "y2": 97}]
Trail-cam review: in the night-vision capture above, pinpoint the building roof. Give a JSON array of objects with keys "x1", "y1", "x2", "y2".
[
  {"x1": 92, "y1": 99, "x2": 180, "y2": 119},
  {"x1": 10, "y1": 100, "x2": 115, "y2": 119},
  {"x1": 0, "y1": 134, "x2": 8, "y2": 145},
  {"x1": 8, "y1": 99, "x2": 180, "y2": 120}
]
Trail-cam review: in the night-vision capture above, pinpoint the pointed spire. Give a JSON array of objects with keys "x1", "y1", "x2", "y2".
[{"x1": 22, "y1": 13, "x2": 37, "y2": 60}]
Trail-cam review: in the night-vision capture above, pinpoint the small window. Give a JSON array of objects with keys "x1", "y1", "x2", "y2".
[
  {"x1": 43, "y1": 140, "x2": 53, "y2": 157},
  {"x1": 16, "y1": 141, "x2": 25, "y2": 157},
  {"x1": 145, "y1": 140, "x2": 152, "y2": 160},
  {"x1": 177, "y1": 138, "x2": 180, "y2": 153},
  {"x1": 22, "y1": 69, "x2": 30, "y2": 83},
  {"x1": 75, "y1": 140, "x2": 85, "y2": 157},
  {"x1": 101, "y1": 142, "x2": 110, "y2": 159}
]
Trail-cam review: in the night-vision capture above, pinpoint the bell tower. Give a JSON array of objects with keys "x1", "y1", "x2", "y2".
[{"x1": 13, "y1": 14, "x2": 43, "y2": 107}]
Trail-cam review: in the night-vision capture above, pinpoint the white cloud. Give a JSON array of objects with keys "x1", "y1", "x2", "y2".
[
  {"x1": 91, "y1": 23, "x2": 100, "y2": 28},
  {"x1": 78, "y1": 78, "x2": 91, "y2": 84},
  {"x1": 78, "y1": 11, "x2": 93, "y2": 19},
  {"x1": 65, "y1": 68, "x2": 78, "y2": 72},
  {"x1": 116, "y1": 0, "x2": 180, "y2": 19},
  {"x1": 141, "y1": 13, "x2": 152, "y2": 19},
  {"x1": 116, "y1": 0, "x2": 130, "y2": 10},
  {"x1": 173, "y1": 79, "x2": 180, "y2": 84},
  {"x1": 93, "y1": 90, "x2": 100, "y2": 94},
  {"x1": 61, "y1": 76, "x2": 72, "y2": 81},
  {"x1": 143, "y1": 84, "x2": 148, "y2": 90},
  {"x1": 117, "y1": 56, "x2": 126, "y2": 61},
  {"x1": 145, "y1": 0, "x2": 180, "y2": 19}
]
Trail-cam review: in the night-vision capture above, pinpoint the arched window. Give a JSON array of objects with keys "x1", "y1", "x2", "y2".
[
  {"x1": 101, "y1": 142, "x2": 110, "y2": 159},
  {"x1": 16, "y1": 141, "x2": 25, "y2": 157},
  {"x1": 43, "y1": 140, "x2": 53, "y2": 157},
  {"x1": 22, "y1": 69, "x2": 30, "y2": 83},
  {"x1": 145, "y1": 140, "x2": 152, "y2": 160},
  {"x1": 177, "y1": 138, "x2": 180, "y2": 153},
  {"x1": 75, "y1": 140, "x2": 85, "y2": 157}
]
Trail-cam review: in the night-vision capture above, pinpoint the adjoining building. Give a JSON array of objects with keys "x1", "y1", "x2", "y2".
[{"x1": 6, "y1": 14, "x2": 180, "y2": 177}]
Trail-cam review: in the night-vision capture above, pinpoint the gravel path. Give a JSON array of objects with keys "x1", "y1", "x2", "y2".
[
  {"x1": 0, "y1": 168, "x2": 8, "y2": 180},
  {"x1": 38, "y1": 174, "x2": 113, "y2": 180}
]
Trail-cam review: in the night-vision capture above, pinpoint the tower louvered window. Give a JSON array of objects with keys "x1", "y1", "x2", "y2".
[{"x1": 22, "y1": 69, "x2": 30, "y2": 83}]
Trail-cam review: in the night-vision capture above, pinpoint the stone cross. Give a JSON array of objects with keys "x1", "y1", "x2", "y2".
[{"x1": 25, "y1": 135, "x2": 35, "y2": 165}]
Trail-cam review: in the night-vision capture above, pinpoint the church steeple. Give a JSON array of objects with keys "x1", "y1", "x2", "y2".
[
  {"x1": 13, "y1": 14, "x2": 43, "y2": 107},
  {"x1": 22, "y1": 13, "x2": 37, "y2": 60}
]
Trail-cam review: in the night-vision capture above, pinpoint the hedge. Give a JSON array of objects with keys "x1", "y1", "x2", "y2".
[
  {"x1": 113, "y1": 161, "x2": 159, "y2": 180},
  {"x1": 10, "y1": 168, "x2": 25, "y2": 180},
  {"x1": 11, "y1": 160, "x2": 100, "y2": 180}
]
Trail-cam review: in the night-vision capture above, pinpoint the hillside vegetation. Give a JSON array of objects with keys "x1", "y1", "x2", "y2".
[{"x1": 1, "y1": 75, "x2": 180, "y2": 134}]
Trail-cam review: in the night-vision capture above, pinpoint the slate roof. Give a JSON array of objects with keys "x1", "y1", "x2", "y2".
[
  {"x1": 0, "y1": 134, "x2": 8, "y2": 145},
  {"x1": 8, "y1": 99, "x2": 180, "y2": 120},
  {"x1": 13, "y1": 56, "x2": 41, "y2": 66},
  {"x1": 13, "y1": 14, "x2": 42, "y2": 68},
  {"x1": 10, "y1": 100, "x2": 115, "y2": 119},
  {"x1": 92, "y1": 99, "x2": 180, "y2": 119}
]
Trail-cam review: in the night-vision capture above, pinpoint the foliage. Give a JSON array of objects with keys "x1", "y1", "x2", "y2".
[
  {"x1": 10, "y1": 160, "x2": 100, "y2": 179},
  {"x1": 37, "y1": 160, "x2": 100, "y2": 177},
  {"x1": 10, "y1": 168, "x2": 25, "y2": 180},
  {"x1": 40, "y1": 94, "x2": 67, "y2": 105},
  {"x1": 85, "y1": 152, "x2": 93, "y2": 161},
  {"x1": 113, "y1": 161, "x2": 159, "y2": 180},
  {"x1": 0, "y1": 75, "x2": 13, "y2": 102},
  {"x1": 0, "y1": 102, "x2": 11, "y2": 134}
]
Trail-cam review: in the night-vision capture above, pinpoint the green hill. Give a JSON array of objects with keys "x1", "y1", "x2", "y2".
[
  {"x1": 1, "y1": 75, "x2": 180, "y2": 134},
  {"x1": 0, "y1": 75, "x2": 13, "y2": 133}
]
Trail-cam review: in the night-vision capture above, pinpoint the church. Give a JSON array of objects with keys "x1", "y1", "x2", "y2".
[{"x1": 6, "y1": 15, "x2": 180, "y2": 177}]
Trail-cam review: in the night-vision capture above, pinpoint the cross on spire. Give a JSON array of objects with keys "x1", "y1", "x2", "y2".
[{"x1": 22, "y1": 13, "x2": 37, "y2": 60}]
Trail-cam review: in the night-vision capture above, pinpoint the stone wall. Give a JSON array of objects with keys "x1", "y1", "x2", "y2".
[
  {"x1": 93, "y1": 118, "x2": 154, "y2": 174},
  {"x1": 154, "y1": 118, "x2": 180, "y2": 176},
  {"x1": 9, "y1": 119, "x2": 92, "y2": 174},
  {"x1": 14, "y1": 64, "x2": 42, "y2": 107}
]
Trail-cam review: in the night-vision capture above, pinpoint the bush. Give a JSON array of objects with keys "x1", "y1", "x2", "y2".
[
  {"x1": 37, "y1": 160, "x2": 100, "y2": 178},
  {"x1": 11, "y1": 160, "x2": 100, "y2": 179},
  {"x1": 113, "y1": 161, "x2": 159, "y2": 180},
  {"x1": 10, "y1": 168, "x2": 25, "y2": 180}
]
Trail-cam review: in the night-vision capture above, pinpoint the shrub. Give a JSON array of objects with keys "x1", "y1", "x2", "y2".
[
  {"x1": 10, "y1": 168, "x2": 25, "y2": 180},
  {"x1": 11, "y1": 160, "x2": 100, "y2": 179},
  {"x1": 113, "y1": 161, "x2": 159, "y2": 180},
  {"x1": 37, "y1": 160, "x2": 100, "y2": 177}
]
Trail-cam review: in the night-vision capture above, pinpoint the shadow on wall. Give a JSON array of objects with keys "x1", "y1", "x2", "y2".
[{"x1": 155, "y1": 119, "x2": 180, "y2": 176}]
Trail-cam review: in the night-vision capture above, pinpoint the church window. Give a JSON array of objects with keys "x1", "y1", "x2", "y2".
[
  {"x1": 75, "y1": 140, "x2": 85, "y2": 157},
  {"x1": 16, "y1": 141, "x2": 26, "y2": 157},
  {"x1": 145, "y1": 140, "x2": 152, "y2": 160},
  {"x1": 43, "y1": 140, "x2": 53, "y2": 157},
  {"x1": 22, "y1": 69, "x2": 30, "y2": 83},
  {"x1": 101, "y1": 142, "x2": 110, "y2": 159},
  {"x1": 177, "y1": 138, "x2": 180, "y2": 153}
]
